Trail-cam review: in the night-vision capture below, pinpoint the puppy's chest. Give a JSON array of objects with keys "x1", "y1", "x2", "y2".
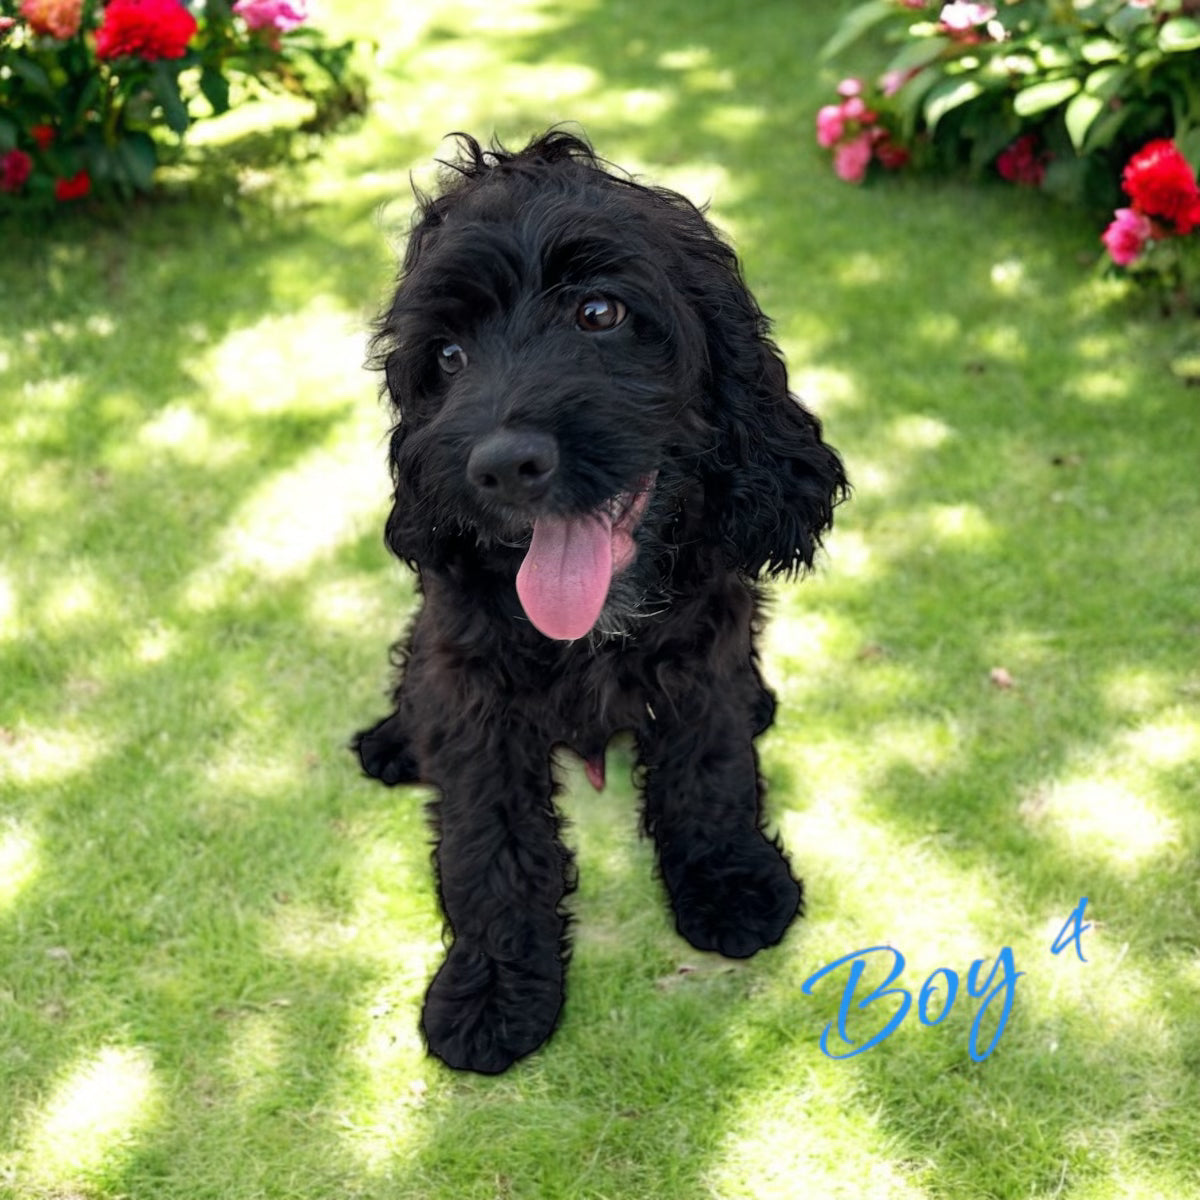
[{"x1": 536, "y1": 653, "x2": 650, "y2": 755}]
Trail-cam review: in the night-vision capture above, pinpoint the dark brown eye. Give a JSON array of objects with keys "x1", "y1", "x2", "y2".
[
  {"x1": 576, "y1": 296, "x2": 627, "y2": 332},
  {"x1": 438, "y1": 342, "x2": 467, "y2": 375}
]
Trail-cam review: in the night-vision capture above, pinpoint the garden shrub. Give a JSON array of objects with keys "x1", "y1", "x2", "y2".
[
  {"x1": 819, "y1": 1, "x2": 1200, "y2": 305},
  {"x1": 0, "y1": 0, "x2": 365, "y2": 210}
]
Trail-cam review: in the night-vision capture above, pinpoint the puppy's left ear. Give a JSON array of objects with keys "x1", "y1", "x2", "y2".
[{"x1": 700, "y1": 269, "x2": 848, "y2": 578}]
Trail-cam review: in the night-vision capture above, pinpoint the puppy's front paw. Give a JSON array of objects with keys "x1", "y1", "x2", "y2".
[
  {"x1": 352, "y1": 713, "x2": 420, "y2": 786},
  {"x1": 662, "y1": 834, "x2": 802, "y2": 959},
  {"x1": 421, "y1": 943, "x2": 564, "y2": 1074}
]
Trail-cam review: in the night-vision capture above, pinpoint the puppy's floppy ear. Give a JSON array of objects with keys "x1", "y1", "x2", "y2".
[{"x1": 698, "y1": 259, "x2": 848, "y2": 578}]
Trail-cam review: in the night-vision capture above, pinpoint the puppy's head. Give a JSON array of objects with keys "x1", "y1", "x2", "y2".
[{"x1": 374, "y1": 130, "x2": 847, "y2": 641}]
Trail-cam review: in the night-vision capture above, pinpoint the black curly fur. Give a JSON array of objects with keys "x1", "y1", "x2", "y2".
[{"x1": 354, "y1": 130, "x2": 848, "y2": 1074}]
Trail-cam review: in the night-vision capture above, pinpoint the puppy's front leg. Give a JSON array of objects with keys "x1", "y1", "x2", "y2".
[
  {"x1": 353, "y1": 701, "x2": 420, "y2": 786},
  {"x1": 639, "y1": 694, "x2": 802, "y2": 959},
  {"x1": 421, "y1": 734, "x2": 571, "y2": 1074}
]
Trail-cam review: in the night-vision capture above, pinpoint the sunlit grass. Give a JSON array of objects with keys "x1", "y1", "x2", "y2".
[
  {"x1": 0, "y1": 822, "x2": 40, "y2": 911},
  {"x1": 22, "y1": 1046, "x2": 160, "y2": 1188}
]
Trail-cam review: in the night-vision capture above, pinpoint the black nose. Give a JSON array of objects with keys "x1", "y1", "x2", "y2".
[{"x1": 467, "y1": 429, "x2": 559, "y2": 505}]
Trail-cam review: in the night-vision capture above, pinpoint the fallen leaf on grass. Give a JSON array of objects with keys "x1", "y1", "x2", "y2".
[{"x1": 654, "y1": 961, "x2": 743, "y2": 990}]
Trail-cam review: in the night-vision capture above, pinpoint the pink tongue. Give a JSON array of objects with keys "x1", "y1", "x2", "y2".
[{"x1": 516, "y1": 512, "x2": 613, "y2": 640}]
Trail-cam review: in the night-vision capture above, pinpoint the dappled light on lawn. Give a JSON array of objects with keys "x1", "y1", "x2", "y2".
[
  {"x1": 193, "y1": 299, "x2": 367, "y2": 419},
  {"x1": 182, "y1": 416, "x2": 386, "y2": 602},
  {"x1": 22, "y1": 1045, "x2": 160, "y2": 1189},
  {"x1": 0, "y1": 723, "x2": 111, "y2": 787},
  {"x1": 1100, "y1": 666, "x2": 1180, "y2": 717},
  {"x1": 712, "y1": 1084, "x2": 929, "y2": 1200},
  {"x1": 0, "y1": 821, "x2": 40, "y2": 912},
  {"x1": 0, "y1": 572, "x2": 17, "y2": 642},
  {"x1": 1022, "y1": 774, "x2": 1181, "y2": 870},
  {"x1": 224, "y1": 1009, "x2": 286, "y2": 1106},
  {"x1": 132, "y1": 403, "x2": 246, "y2": 470}
]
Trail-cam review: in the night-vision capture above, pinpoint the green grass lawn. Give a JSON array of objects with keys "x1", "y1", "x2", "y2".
[{"x1": 3, "y1": 1, "x2": 1199, "y2": 1197}]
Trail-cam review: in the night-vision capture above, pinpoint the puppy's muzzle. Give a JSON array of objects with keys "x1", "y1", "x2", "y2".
[{"x1": 467, "y1": 429, "x2": 559, "y2": 507}]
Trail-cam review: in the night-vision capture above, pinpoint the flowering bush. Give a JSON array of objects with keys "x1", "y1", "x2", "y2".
[
  {"x1": 817, "y1": 76, "x2": 911, "y2": 183},
  {"x1": 1100, "y1": 138, "x2": 1200, "y2": 301},
  {"x1": 0, "y1": 0, "x2": 365, "y2": 210},
  {"x1": 819, "y1": 1, "x2": 1200, "y2": 305}
]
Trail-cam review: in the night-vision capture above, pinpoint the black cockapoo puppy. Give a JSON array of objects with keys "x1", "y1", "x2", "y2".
[{"x1": 354, "y1": 130, "x2": 848, "y2": 1074}]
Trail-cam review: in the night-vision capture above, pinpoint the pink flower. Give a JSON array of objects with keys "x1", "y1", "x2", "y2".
[
  {"x1": 938, "y1": 2, "x2": 996, "y2": 32},
  {"x1": 232, "y1": 0, "x2": 309, "y2": 34},
  {"x1": 1, "y1": 149, "x2": 33, "y2": 193},
  {"x1": 1101, "y1": 207, "x2": 1154, "y2": 267},
  {"x1": 833, "y1": 132, "x2": 874, "y2": 184},
  {"x1": 880, "y1": 67, "x2": 920, "y2": 97},
  {"x1": 816, "y1": 105, "x2": 845, "y2": 150},
  {"x1": 837, "y1": 77, "x2": 864, "y2": 99},
  {"x1": 841, "y1": 96, "x2": 877, "y2": 123}
]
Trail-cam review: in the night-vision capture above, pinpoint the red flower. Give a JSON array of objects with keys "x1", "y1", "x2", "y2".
[
  {"x1": 94, "y1": 0, "x2": 197, "y2": 61},
  {"x1": 1121, "y1": 139, "x2": 1200, "y2": 235},
  {"x1": 1, "y1": 149, "x2": 33, "y2": 193},
  {"x1": 873, "y1": 132, "x2": 910, "y2": 172},
  {"x1": 54, "y1": 169, "x2": 92, "y2": 201},
  {"x1": 31, "y1": 124, "x2": 56, "y2": 149},
  {"x1": 996, "y1": 135, "x2": 1048, "y2": 188}
]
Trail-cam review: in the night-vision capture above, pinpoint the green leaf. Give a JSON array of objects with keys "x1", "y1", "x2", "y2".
[
  {"x1": 885, "y1": 35, "x2": 952, "y2": 77},
  {"x1": 10, "y1": 58, "x2": 55, "y2": 99},
  {"x1": 1034, "y1": 43, "x2": 1074, "y2": 71},
  {"x1": 0, "y1": 117, "x2": 16, "y2": 153},
  {"x1": 1065, "y1": 91, "x2": 1105, "y2": 152},
  {"x1": 1075, "y1": 101, "x2": 1136, "y2": 155},
  {"x1": 819, "y1": 0, "x2": 901, "y2": 63},
  {"x1": 1013, "y1": 76, "x2": 1081, "y2": 117},
  {"x1": 1084, "y1": 64, "x2": 1131, "y2": 101},
  {"x1": 1178, "y1": 127, "x2": 1200, "y2": 174},
  {"x1": 1081, "y1": 38, "x2": 1122, "y2": 65},
  {"x1": 71, "y1": 75, "x2": 102, "y2": 126},
  {"x1": 150, "y1": 65, "x2": 190, "y2": 134},
  {"x1": 892, "y1": 66, "x2": 945, "y2": 141},
  {"x1": 116, "y1": 133, "x2": 158, "y2": 191},
  {"x1": 1159, "y1": 17, "x2": 1200, "y2": 53},
  {"x1": 200, "y1": 66, "x2": 231, "y2": 115},
  {"x1": 1106, "y1": 5, "x2": 1153, "y2": 39},
  {"x1": 923, "y1": 77, "x2": 985, "y2": 133}
]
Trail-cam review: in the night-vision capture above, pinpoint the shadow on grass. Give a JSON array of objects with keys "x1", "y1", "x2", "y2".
[{"x1": 2, "y1": 0, "x2": 1199, "y2": 1196}]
